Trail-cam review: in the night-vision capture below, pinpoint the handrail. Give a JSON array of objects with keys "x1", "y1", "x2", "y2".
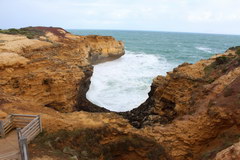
[
  {"x1": 21, "y1": 117, "x2": 38, "y2": 133},
  {"x1": 0, "y1": 115, "x2": 13, "y2": 137},
  {"x1": 0, "y1": 120, "x2": 5, "y2": 137},
  {"x1": 0, "y1": 114, "x2": 42, "y2": 160},
  {"x1": 11, "y1": 114, "x2": 39, "y2": 117}
]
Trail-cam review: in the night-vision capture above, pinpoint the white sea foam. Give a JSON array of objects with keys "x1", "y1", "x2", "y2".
[
  {"x1": 86, "y1": 51, "x2": 174, "y2": 112},
  {"x1": 196, "y1": 46, "x2": 212, "y2": 53}
]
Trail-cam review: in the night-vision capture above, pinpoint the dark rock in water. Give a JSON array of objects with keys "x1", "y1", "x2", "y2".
[
  {"x1": 119, "y1": 80, "x2": 178, "y2": 128},
  {"x1": 74, "y1": 65, "x2": 109, "y2": 112}
]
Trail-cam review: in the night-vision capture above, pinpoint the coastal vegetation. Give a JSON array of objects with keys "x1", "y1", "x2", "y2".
[
  {"x1": 30, "y1": 127, "x2": 168, "y2": 160},
  {"x1": 215, "y1": 56, "x2": 230, "y2": 65},
  {"x1": 236, "y1": 48, "x2": 240, "y2": 56},
  {"x1": 0, "y1": 27, "x2": 45, "y2": 39},
  {"x1": 204, "y1": 52, "x2": 240, "y2": 84}
]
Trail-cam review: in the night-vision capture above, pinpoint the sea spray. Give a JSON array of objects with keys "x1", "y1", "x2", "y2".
[{"x1": 86, "y1": 51, "x2": 174, "y2": 112}]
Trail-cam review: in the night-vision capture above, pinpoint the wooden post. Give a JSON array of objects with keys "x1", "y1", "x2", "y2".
[
  {"x1": 38, "y1": 115, "x2": 42, "y2": 132},
  {"x1": 22, "y1": 137, "x2": 29, "y2": 160},
  {"x1": 17, "y1": 128, "x2": 22, "y2": 152},
  {"x1": 19, "y1": 137, "x2": 29, "y2": 160},
  {"x1": 0, "y1": 120, "x2": 5, "y2": 138},
  {"x1": 18, "y1": 128, "x2": 29, "y2": 160}
]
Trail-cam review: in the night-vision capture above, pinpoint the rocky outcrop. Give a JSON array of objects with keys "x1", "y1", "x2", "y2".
[
  {"x1": 123, "y1": 47, "x2": 240, "y2": 128},
  {"x1": 119, "y1": 47, "x2": 240, "y2": 159},
  {"x1": 0, "y1": 52, "x2": 30, "y2": 69},
  {"x1": 75, "y1": 65, "x2": 109, "y2": 112},
  {"x1": 0, "y1": 27, "x2": 124, "y2": 112},
  {"x1": 214, "y1": 141, "x2": 240, "y2": 160},
  {"x1": 82, "y1": 35, "x2": 125, "y2": 64}
]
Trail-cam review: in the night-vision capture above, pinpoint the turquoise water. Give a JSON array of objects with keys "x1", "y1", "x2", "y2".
[{"x1": 68, "y1": 30, "x2": 240, "y2": 111}]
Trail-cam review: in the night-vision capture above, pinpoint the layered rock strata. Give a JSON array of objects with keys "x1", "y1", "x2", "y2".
[
  {"x1": 121, "y1": 47, "x2": 240, "y2": 159},
  {"x1": 0, "y1": 27, "x2": 124, "y2": 113}
]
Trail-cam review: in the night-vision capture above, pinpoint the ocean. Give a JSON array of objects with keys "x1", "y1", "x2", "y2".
[{"x1": 68, "y1": 30, "x2": 240, "y2": 112}]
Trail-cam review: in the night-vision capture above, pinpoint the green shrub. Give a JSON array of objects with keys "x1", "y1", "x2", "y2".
[
  {"x1": 8, "y1": 28, "x2": 19, "y2": 34},
  {"x1": 0, "y1": 27, "x2": 45, "y2": 39},
  {"x1": 228, "y1": 46, "x2": 240, "y2": 51},
  {"x1": 26, "y1": 34, "x2": 34, "y2": 39},
  {"x1": 215, "y1": 56, "x2": 229, "y2": 65},
  {"x1": 236, "y1": 49, "x2": 240, "y2": 56}
]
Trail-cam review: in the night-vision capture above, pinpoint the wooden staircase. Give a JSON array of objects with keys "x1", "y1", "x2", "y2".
[{"x1": 0, "y1": 114, "x2": 42, "y2": 160}]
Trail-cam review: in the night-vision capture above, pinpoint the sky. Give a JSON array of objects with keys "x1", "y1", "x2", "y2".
[{"x1": 1, "y1": 0, "x2": 240, "y2": 35}]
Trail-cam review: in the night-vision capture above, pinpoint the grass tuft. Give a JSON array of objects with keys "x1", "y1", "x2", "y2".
[
  {"x1": 236, "y1": 49, "x2": 240, "y2": 56},
  {"x1": 0, "y1": 28, "x2": 45, "y2": 39}
]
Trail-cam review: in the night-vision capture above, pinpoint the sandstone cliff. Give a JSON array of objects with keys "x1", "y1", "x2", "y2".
[
  {"x1": 122, "y1": 47, "x2": 240, "y2": 159},
  {"x1": 0, "y1": 27, "x2": 124, "y2": 113},
  {"x1": 1, "y1": 27, "x2": 240, "y2": 160}
]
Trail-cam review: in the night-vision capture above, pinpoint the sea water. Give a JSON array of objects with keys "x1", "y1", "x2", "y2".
[{"x1": 68, "y1": 30, "x2": 240, "y2": 111}]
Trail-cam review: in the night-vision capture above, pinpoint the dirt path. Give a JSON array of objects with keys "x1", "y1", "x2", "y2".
[{"x1": 0, "y1": 131, "x2": 20, "y2": 160}]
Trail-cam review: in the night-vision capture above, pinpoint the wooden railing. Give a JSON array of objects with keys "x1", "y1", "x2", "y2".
[
  {"x1": 14, "y1": 114, "x2": 42, "y2": 143},
  {"x1": 0, "y1": 114, "x2": 42, "y2": 160},
  {"x1": 0, "y1": 115, "x2": 14, "y2": 137}
]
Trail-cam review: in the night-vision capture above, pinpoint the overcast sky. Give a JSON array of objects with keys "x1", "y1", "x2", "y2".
[{"x1": 1, "y1": 0, "x2": 240, "y2": 35}]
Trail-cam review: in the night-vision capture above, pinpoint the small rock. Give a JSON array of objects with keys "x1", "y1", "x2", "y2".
[
  {"x1": 81, "y1": 150, "x2": 88, "y2": 157},
  {"x1": 54, "y1": 137, "x2": 60, "y2": 142},
  {"x1": 69, "y1": 155, "x2": 78, "y2": 160},
  {"x1": 63, "y1": 146, "x2": 78, "y2": 156}
]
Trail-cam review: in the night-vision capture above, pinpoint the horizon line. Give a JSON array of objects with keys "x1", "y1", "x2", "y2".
[
  {"x1": 1, "y1": 26, "x2": 240, "y2": 36},
  {"x1": 67, "y1": 28, "x2": 240, "y2": 36}
]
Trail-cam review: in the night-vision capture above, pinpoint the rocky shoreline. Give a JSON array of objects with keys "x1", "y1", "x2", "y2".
[
  {"x1": 122, "y1": 47, "x2": 240, "y2": 129},
  {"x1": 1, "y1": 27, "x2": 240, "y2": 160},
  {"x1": 0, "y1": 27, "x2": 124, "y2": 113}
]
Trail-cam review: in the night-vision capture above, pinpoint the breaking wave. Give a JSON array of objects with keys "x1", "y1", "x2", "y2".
[{"x1": 86, "y1": 50, "x2": 174, "y2": 112}]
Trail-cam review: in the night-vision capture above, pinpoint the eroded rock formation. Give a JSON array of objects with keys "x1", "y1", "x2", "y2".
[
  {"x1": 214, "y1": 141, "x2": 240, "y2": 160},
  {"x1": 0, "y1": 27, "x2": 124, "y2": 112},
  {"x1": 121, "y1": 47, "x2": 240, "y2": 159},
  {"x1": 1, "y1": 27, "x2": 240, "y2": 160}
]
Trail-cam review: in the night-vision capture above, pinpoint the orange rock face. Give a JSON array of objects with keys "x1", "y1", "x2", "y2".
[
  {"x1": 0, "y1": 27, "x2": 124, "y2": 112},
  {"x1": 119, "y1": 47, "x2": 240, "y2": 159},
  {"x1": 142, "y1": 49, "x2": 240, "y2": 159}
]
